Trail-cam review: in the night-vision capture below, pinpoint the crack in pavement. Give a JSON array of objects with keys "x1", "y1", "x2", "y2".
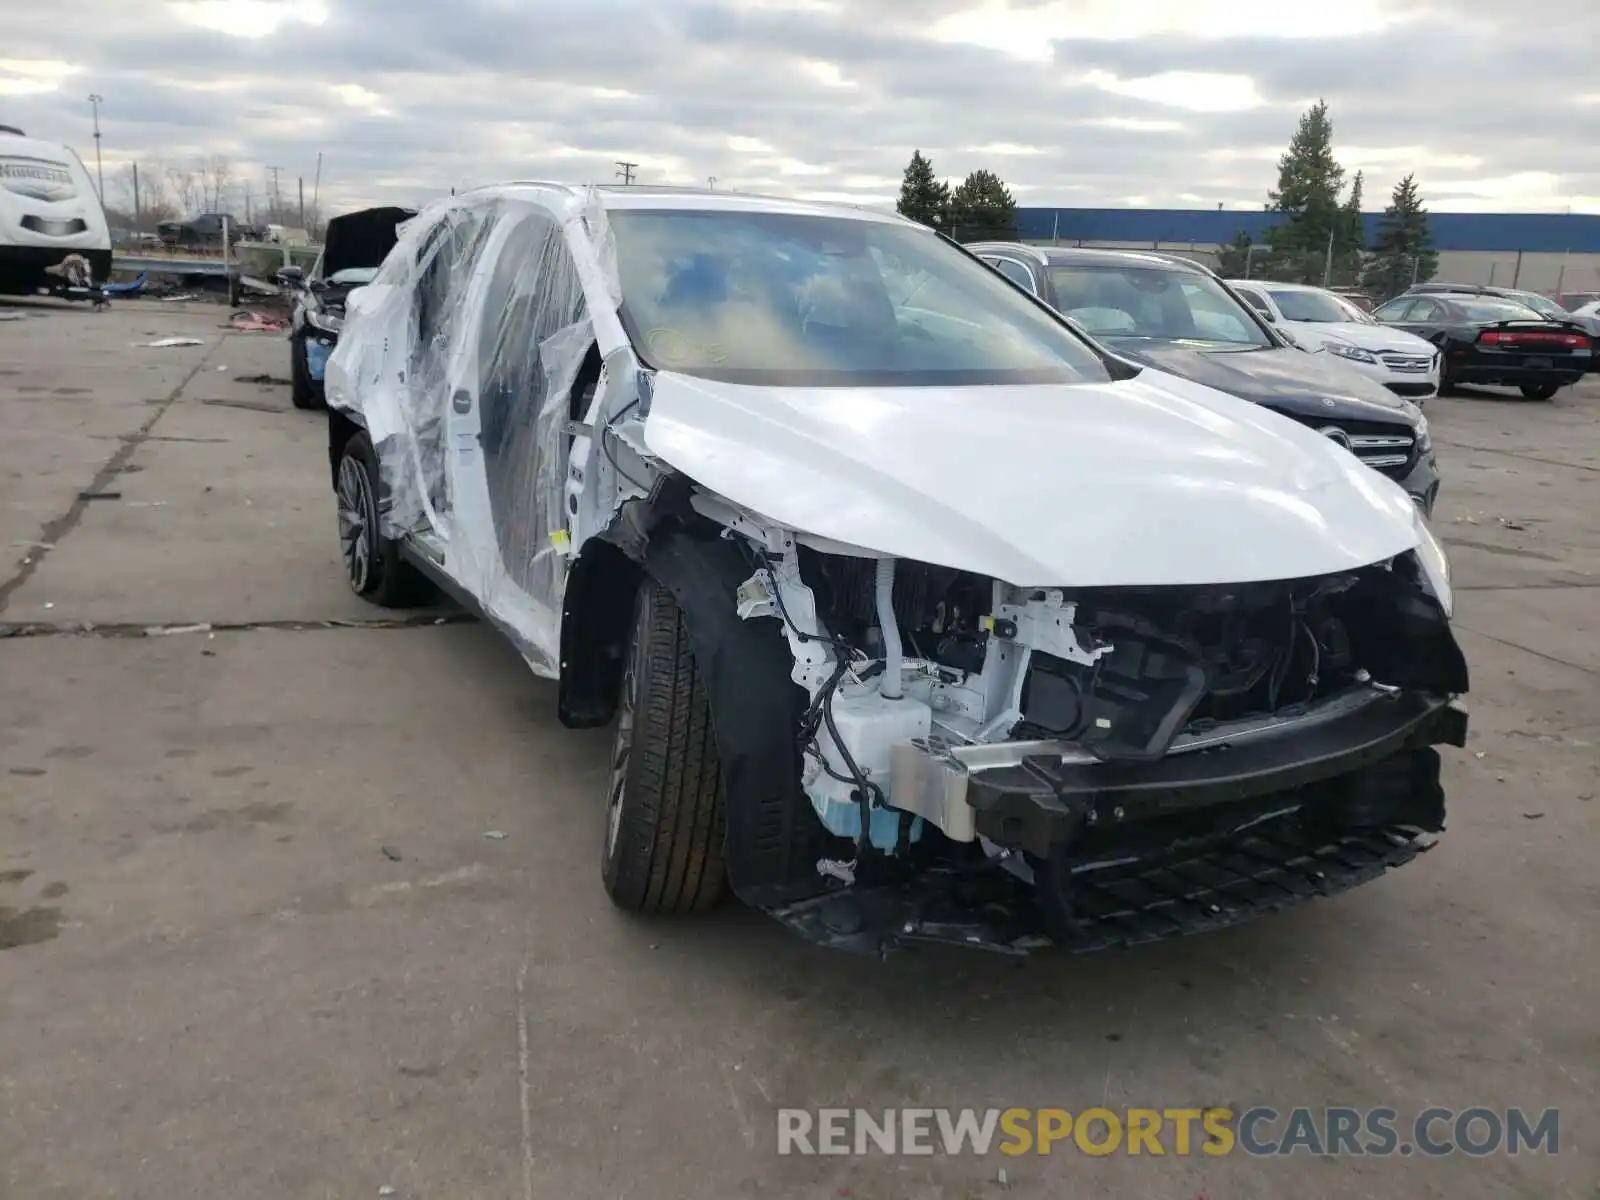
[
  {"x1": 0, "y1": 613, "x2": 474, "y2": 639},
  {"x1": 1457, "y1": 580, "x2": 1600, "y2": 592},
  {"x1": 0, "y1": 341, "x2": 222, "y2": 614},
  {"x1": 1434, "y1": 438, "x2": 1600, "y2": 475},
  {"x1": 1454, "y1": 623, "x2": 1600, "y2": 679}
]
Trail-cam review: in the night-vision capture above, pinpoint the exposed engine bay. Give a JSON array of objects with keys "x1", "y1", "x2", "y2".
[{"x1": 702, "y1": 498, "x2": 1467, "y2": 952}]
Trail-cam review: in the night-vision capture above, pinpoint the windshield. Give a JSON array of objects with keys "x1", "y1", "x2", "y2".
[
  {"x1": 1515, "y1": 293, "x2": 1566, "y2": 318},
  {"x1": 1046, "y1": 264, "x2": 1272, "y2": 347},
  {"x1": 606, "y1": 210, "x2": 1112, "y2": 386},
  {"x1": 1332, "y1": 295, "x2": 1375, "y2": 322},
  {"x1": 329, "y1": 266, "x2": 379, "y2": 286},
  {"x1": 1269, "y1": 288, "x2": 1357, "y2": 323}
]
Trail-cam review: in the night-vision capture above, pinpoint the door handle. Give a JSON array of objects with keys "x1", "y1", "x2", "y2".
[{"x1": 451, "y1": 388, "x2": 472, "y2": 415}]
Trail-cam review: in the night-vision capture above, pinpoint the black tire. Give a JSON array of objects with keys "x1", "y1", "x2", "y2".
[
  {"x1": 1519, "y1": 382, "x2": 1560, "y2": 401},
  {"x1": 601, "y1": 580, "x2": 727, "y2": 914},
  {"x1": 290, "y1": 330, "x2": 324, "y2": 410},
  {"x1": 1431, "y1": 339, "x2": 1458, "y2": 397},
  {"x1": 335, "y1": 431, "x2": 435, "y2": 607}
]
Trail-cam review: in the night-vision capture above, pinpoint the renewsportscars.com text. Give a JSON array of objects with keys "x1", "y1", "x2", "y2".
[{"x1": 777, "y1": 1106, "x2": 1560, "y2": 1158}]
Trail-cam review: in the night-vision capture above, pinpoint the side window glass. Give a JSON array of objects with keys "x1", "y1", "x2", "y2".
[
  {"x1": 994, "y1": 259, "x2": 1036, "y2": 293},
  {"x1": 414, "y1": 223, "x2": 456, "y2": 349},
  {"x1": 1407, "y1": 299, "x2": 1441, "y2": 322},
  {"x1": 413, "y1": 208, "x2": 497, "y2": 357},
  {"x1": 1239, "y1": 289, "x2": 1272, "y2": 316}
]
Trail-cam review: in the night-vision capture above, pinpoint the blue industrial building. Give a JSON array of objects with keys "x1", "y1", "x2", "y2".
[{"x1": 1016, "y1": 208, "x2": 1600, "y2": 254}]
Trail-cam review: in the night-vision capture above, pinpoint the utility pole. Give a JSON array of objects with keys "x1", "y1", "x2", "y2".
[
  {"x1": 311, "y1": 152, "x2": 322, "y2": 237},
  {"x1": 87, "y1": 94, "x2": 104, "y2": 202},
  {"x1": 298, "y1": 176, "x2": 305, "y2": 229},
  {"x1": 131, "y1": 162, "x2": 141, "y2": 231},
  {"x1": 266, "y1": 165, "x2": 283, "y2": 222},
  {"x1": 615, "y1": 160, "x2": 637, "y2": 185}
]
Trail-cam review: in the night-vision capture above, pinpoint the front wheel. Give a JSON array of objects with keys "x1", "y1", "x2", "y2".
[
  {"x1": 601, "y1": 580, "x2": 727, "y2": 914},
  {"x1": 1519, "y1": 382, "x2": 1560, "y2": 401}
]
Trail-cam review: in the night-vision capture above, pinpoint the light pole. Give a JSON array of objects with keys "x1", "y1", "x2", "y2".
[{"x1": 87, "y1": 93, "x2": 104, "y2": 203}]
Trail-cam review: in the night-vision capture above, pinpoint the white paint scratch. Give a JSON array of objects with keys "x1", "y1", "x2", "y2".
[
  {"x1": 721, "y1": 1062, "x2": 757, "y2": 1150},
  {"x1": 516, "y1": 964, "x2": 535, "y2": 1200}
]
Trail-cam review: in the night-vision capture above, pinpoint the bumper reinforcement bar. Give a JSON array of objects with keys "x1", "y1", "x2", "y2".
[{"x1": 957, "y1": 689, "x2": 1464, "y2": 857}]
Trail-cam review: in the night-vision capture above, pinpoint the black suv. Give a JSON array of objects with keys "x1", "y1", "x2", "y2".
[
  {"x1": 966, "y1": 242, "x2": 1442, "y2": 515},
  {"x1": 276, "y1": 205, "x2": 416, "y2": 410}
]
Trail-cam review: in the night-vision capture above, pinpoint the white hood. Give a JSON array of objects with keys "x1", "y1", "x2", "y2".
[
  {"x1": 641, "y1": 368, "x2": 1422, "y2": 588},
  {"x1": 1300, "y1": 322, "x2": 1436, "y2": 354}
]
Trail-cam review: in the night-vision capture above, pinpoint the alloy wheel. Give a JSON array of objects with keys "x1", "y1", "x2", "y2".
[{"x1": 336, "y1": 456, "x2": 374, "y2": 593}]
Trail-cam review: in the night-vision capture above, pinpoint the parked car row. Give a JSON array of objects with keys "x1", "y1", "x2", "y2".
[
  {"x1": 307, "y1": 186, "x2": 1468, "y2": 957},
  {"x1": 968, "y1": 243, "x2": 1440, "y2": 513},
  {"x1": 1231, "y1": 277, "x2": 1594, "y2": 397},
  {"x1": 1370, "y1": 289, "x2": 1594, "y2": 398}
]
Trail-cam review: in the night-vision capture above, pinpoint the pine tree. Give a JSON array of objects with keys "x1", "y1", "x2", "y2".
[
  {"x1": 1261, "y1": 101, "x2": 1346, "y2": 283},
  {"x1": 1216, "y1": 229, "x2": 1254, "y2": 278},
  {"x1": 1335, "y1": 170, "x2": 1366, "y2": 287},
  {"x1": 896, "y1": 151, "x2": 950, "y2": 229},
  {"x1": 1361, "y1": 174, "x2": 1439, "y2": 301},
  {"x1": 947, "y1": 169, "x2": 1019, "y2": 241}
]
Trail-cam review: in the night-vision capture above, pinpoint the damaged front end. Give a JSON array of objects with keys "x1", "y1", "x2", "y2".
[
  {"x1": 682, "y1": 513, "x2": 1468, "y2": 956},
  {"x1": 323, "y1": 183, "x2": 1469, "y2": 958}
]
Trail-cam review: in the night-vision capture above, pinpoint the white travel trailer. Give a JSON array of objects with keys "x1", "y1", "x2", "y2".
[{"x1": 0, "y1": 126, "x2": 112, "y2": 296}]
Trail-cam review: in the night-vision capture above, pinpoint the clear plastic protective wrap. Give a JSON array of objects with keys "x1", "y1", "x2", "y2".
[{"x1": 325, "y1": 188, "x2": 619, "y2": 676}]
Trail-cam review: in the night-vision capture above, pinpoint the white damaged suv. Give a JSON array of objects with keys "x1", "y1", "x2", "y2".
[{"x1": 324, "y1": 184, "x2": 1468, "y2": 955}]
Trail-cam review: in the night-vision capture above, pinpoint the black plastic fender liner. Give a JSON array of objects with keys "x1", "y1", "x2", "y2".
[
  {"x1": 641, "y1": 531, "x2": 835, "y2": 907},
  {"x1": 557, "y1": 539, "x2": 642, "y2": 729}
]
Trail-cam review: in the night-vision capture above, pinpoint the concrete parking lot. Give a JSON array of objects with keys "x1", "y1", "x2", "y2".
[{"x1": 1, "y1": 297, "x2": 1595, "y2": 1200}]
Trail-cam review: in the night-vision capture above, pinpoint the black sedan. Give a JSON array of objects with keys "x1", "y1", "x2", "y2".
[
  {"x1": 1371, "y1": 291, "x2": 1592, "y2": 400},
  {"x1": 965, "y1": 242, "x2": 1442, "y2": 515},
  {"x1": 276, "y1": 205, "x2": 416, "y2": 410}
]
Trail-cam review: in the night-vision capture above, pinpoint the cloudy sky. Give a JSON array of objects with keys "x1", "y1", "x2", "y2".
[{"x1": 2, "y1": 0, "x2": 1596, "y2": 220}]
